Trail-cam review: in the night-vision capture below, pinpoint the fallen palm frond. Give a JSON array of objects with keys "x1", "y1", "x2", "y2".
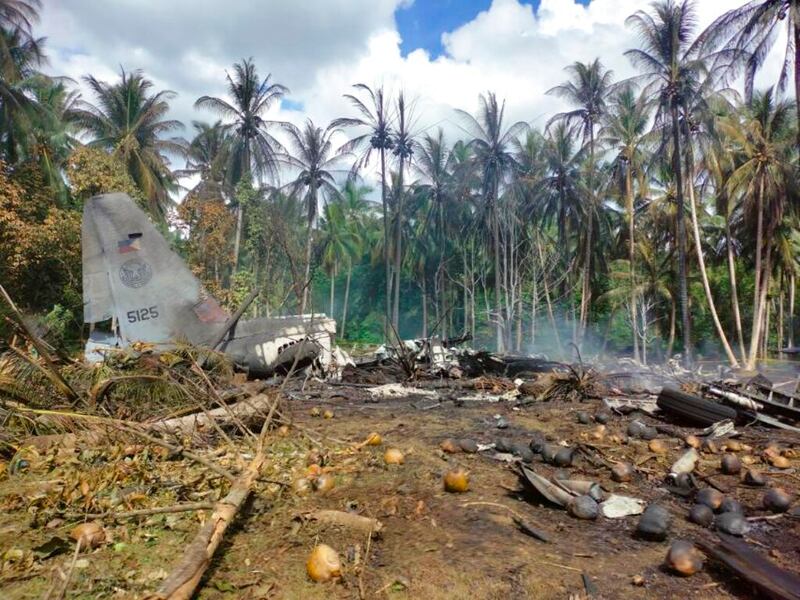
[
  {"x1": 0, "y1": 285, "x2": 79, "y2": 403},
  {"x1": 0, "y1": 338, "x2": 240, "y2": 444},
  {"x1": 536, "y1": 364, "x2": 606, "y2": 403}
]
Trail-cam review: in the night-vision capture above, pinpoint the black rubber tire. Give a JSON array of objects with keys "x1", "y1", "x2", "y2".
[{"x1": 657, "y1": 387, "x2": 737, "y2": 426}]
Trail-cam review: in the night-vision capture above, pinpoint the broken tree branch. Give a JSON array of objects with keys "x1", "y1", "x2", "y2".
[{"x1": 148, "y1": 392, "x2": 275, "y2": 438}]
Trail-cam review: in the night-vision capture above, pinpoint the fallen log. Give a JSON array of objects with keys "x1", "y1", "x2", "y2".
[
  {"x1": 148, "y1": 393, "x2": 275, "y2": 437},
  {"x1": 697, "y1": 534, "x2": 800, "y2": 600}
]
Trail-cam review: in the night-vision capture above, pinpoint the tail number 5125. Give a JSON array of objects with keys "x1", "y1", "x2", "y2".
[{"x1": 127, "y1": 306, "x2": 159, "y2": 323}]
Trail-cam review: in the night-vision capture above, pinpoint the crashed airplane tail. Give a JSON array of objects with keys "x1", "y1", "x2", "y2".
[{"x1": 82, "y1": 192, "x2": 336, "y2": 376}]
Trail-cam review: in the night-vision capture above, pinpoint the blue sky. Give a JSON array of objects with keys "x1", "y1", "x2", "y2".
[{"x1": 395, "y1": 0, "x2": 591, "y2": 57}]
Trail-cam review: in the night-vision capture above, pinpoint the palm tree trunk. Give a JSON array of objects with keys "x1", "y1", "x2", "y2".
[
  {"x1": 778, "y1": 274, "x2": 784, "y2": 353},
  {"x1": 641, "y1": 304, "x2": 648, "y2": 366},
  {"x1": 759, "y1": 248, "x2": 773, "y2": 361},
  {"x1": 341, "y1": 262, "x2": 351, "y2": 339},
  {"x1": 626, "y1": 163, "x2": 639, "y2": 362},
  {"x1": 392, "y1": 158, "x2": 404, "y2": 333},
  {"x1": 421, "y1": 277, "x2": 428, "y2": 338},
  {"x1": 380, "y1": 148, "x2": 390, "y2": 338},
  {"x1": 570, "y1": 283, "x2": 578, "y2": 346},
  {"x1": 462, "y1": 249, "x2": 469, "y2": 334},
  {"x1": 790, "y1": 272, "x2": 796, "y2": 348},
  {"x1": 503, "y1": 222, "x2": 512, "y2": 350},
  {"x1": 667, "y1": 296, "x2": 676, "y2": 359},
  {"x1": 763, "y1": 296, "x2": 771, "y2": 359},
  {"x1": 492, "y1": 178, "x2": 504, "y2": 352},
  {"x1": 439, "y1": 196, "x2": 448, "y2": 340},
  {"x1": 329, "y1": 261, "x2": 336, "y2": 317},
  {"x1": 531, "y1": 258, "x2": 538, "y2": 346},
  {"x1": 579, "y1": 127, "x2": 595, "y2": 341},
  {"x1": 685, "y1": 147, "x2": 740, "y2": 367},
  {"x1": 233, "y1": 204, "x2": 243, "y2": 274},
  {"x1": 601, "y1": 308, "x2": 615, "y2": 354},
  {"x1": 794, "y1": 22, "x2": 800, "y2": 156},
  {"x1": 725, "y1": 206, "x2": 746, "y2": 361},
  {"x1": 470, "y1": 245, "x2": 476, "y2": 337},
  {"x1": 253, "y1": 260, "x2": 260, "y2": 318},
  {"x1": 300, "y1": 183, "x2": 317, "y2": 313},
  {"x1": 536, "y1": 237, "x2": 562, "y2": 356},
  {"x1": 747, "y1": 177, "x2": 766, "y2": 369},
  {"x1": 671, "y1": 101, "x2": 692, "y2": 365},
  {"x1": 263, "y1": 246, "x2": 272, "y2": 317}
]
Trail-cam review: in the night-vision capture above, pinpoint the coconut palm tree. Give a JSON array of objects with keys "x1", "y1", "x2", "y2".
[
  {"x1": 539, "y1": 121, "x2": 585, "y2": 285},
  {"x1": 26, "y1": 75, "x2": 80, "y2": 202},
  {"x1": 336, "y1": 180, "x2": 371, "y2": 337},
  {"x1": 0, "y1": 1, "x2": 38, "y2": 32},
  {"x1": 74, "y1": 68, "x2": 185, "y2": 219},
  {"x1": 680, "y1": 83, "x2": 743, "y2": 367},
  {"x1": 176, "y1": 120, "x2": 231, "y2": 201},
  {"x1": 180, "y1": 121, "x2": 230, "y2": 181},
  {"x1": 319, "y1": 198, "x2": 360, "y2": 320},
  {"x1": 389, "y1": 91, "x2": 415, "y2": 331},
  {"x1": 700, "y1": 0, "x2": 800, "y2": 145},
  {"x1": 195, "y1": 59, "x2": 287, "y2": 186},
  {"x1": 625, "y1": 0, "x2": 709, "y2": 365},
  {"x1": 331, "y1": 83, "x2": 394, "y2": 332},
  {"x1": 702, "y1": 113, "x2": 748, "y2": 360},
  {"x1": 403, "y1": 185, "x2": 439, "y2": 337},
  {"x1": 0, "y1": 0, "x2": 40, "y2": 68},
  {"x1": 601, "y1": 85, "x2": 652, "y2": 360},
  {"x1": 280, "y1": 119, "x2": 345, "y2": 313},
  {"x1": 414, "y1": 128, "x2": 454, "y2": 337},
  {"x1": 456, "y1": 92, "x2": 527, "y2": 351},
  {"x1": 722, "y1": 88, "x2": 796, "y2": 368},
  {"x1": 0, "y1": 25, "x2": 44, "y2": 163},
  {"x1": 547, "y1": 59, "x2": 614, "y2": 335},
  {"x1": 195, "y1": 58, "x2": 288, "y2": 267}
]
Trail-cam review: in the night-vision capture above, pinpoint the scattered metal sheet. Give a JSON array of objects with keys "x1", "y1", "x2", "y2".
[
  {"x1": 367, "y1": 383, "x2": 438, "y2": 399},
  {"x1": 600, "y1": 495, "x2": 646, "y2": 519},
  {"x1": 603, "y1": 396, "x2": 659, "y2": 415}
]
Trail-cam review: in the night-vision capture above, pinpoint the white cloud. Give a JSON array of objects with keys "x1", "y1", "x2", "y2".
[{"x1": 38, "y1": 0, "x2": 789, "y2": 194}]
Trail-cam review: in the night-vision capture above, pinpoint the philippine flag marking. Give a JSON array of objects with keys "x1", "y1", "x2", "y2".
[{"x1": 117, "y1": 238, "x2": 141, "y2": 254}]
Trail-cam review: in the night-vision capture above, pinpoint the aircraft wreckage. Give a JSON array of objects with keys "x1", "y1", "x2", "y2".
[{"x1": 81, "y1": 192, "x2": 338, "y2": 376}]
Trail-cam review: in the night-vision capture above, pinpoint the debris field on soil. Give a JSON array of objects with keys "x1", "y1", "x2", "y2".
[{"x1": 1, "y1": 327, "x2": 800, "y2": 598}]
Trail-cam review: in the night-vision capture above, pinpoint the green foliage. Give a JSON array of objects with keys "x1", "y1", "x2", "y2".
[
  {"x1": 66, "y1": 146, "x2": 144, "y2": 206},
  {"x1": 43, "y1": 304, "x2": 74, "y2": 346},
  {"x1": 0, "y1": 161, "x2": 82, "y2": 342},
  {"x1": 230, "y1": 270, "x2": 255, "y2": 309},
  {"x1": 73, "y1": 68, "x2": 184, "y2": 219}
]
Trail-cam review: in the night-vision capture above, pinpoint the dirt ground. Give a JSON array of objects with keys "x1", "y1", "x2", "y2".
[{"x1": 1, "y1": 378, "x2": 799, "y2": 599}]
